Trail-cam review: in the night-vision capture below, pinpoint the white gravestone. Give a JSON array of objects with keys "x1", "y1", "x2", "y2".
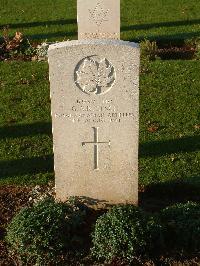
[
  {"x1": 77, "y1": 0, "x2": 120, "y2": 40},
  {"x1": 48, "y1": 40, "x2": 140, "y2": 206}
]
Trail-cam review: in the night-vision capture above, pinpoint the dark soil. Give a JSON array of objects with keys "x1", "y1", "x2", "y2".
[
  {"x1": 157, "y1": 46, "x2": 196, "y2": 60},
  {"x1": 0, "y1": 185, "x2": 31, "y2": 265},
  {"x1": 139, "y1": 182, "x2": 200, "y2": 213}
]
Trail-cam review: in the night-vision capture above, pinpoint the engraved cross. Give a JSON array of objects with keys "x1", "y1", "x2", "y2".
[{"x1": 82, "y1": 127, "x2": 111, "y2": 170}]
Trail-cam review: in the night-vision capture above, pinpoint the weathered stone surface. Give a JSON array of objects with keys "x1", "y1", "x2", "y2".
[
  {"x1": 48, "y1": 40, "x2": 140, "y2": 206},
  {"x1": 77, "y1": 0, "x2": 120, "y2": 40}
]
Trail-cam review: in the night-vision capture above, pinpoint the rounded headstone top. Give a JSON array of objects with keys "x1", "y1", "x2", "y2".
[{"x1": 48, "y1": 39, "x2": 139, "y2": 53}]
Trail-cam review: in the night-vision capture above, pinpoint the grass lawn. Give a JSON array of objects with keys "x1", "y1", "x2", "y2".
[
  {"x1": 0, "y1": 60, "x2": 199, "y2": 190},
  {"x1": 140, "y1": 60, "x2": 200, "y2": 188},
  {"x1": 0, "y1": 61, "x2": 53, "y2": 185},
  {"x1": 0, "y1": 0, "x2": 200, "y2": 42}
]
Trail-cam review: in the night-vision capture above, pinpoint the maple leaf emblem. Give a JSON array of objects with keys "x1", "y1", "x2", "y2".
[
  {"x1": 75, "y1": 56, "x2": 116, "y2": 95},
  {"x1": 89, "y1": 3, "x2": 109, "y2": 27}
]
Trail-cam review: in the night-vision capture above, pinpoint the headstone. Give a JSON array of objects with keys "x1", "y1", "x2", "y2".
[
  {"x1": 48, "y1": 1, "x2": 140, "y2": 207},
  {"x1": 77, "y1": 0, "x2": 120, "y2": 40}
]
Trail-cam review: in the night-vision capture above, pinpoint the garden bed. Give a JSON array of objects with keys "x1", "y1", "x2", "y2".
[{"x1": 0, "y1": 185, "x2": 200, "y2": 265}]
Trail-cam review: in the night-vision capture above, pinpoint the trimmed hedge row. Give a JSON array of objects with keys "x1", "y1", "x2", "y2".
[
  {"x1": 92, "y1": 202, "x2": 200, "y2": 263},
  {"x1": 6, "y1": 199, "x2": 200, "y2": 265}
]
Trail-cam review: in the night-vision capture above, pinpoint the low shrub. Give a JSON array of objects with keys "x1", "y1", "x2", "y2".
[
  {"x1": 140, "y1": 39, "x2": 158, "y2": 73},
  {"x1": 91, "y1": 205, "x2": 164, "y2": 263},
  {"x1": 35, "y1": 42, "x2": 51, "y2": 61},
  {"x1": 160, "y1": 202, "x2": 200, "y2": 254},
  {"x1": 140, "y1": 39, "x2": 158, "y2": 61},
  {"x1": 6, "y1": 197, "x2": 86, "y2": 265},
  {"x1": 185, "y1": 37, "x2": 200, "y2": 59}
]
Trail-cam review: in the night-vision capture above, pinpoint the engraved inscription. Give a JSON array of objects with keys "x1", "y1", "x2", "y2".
[
  {"x1": 55, "y1": 112, "x2": 135, "y2": 123},
  {"x1": 89, "y1": 2, "x2": 109, "y2": 27},
  {"x1": 55, "y1": 99, "x2": 137, "y2": 123},
  {"x1": 80, "y1": 32, "x2": 119, "y2": 39},
  {"x1": 74, "y1": 56, "x2": 116, "y2": 95},
  {"x1": 82, "y1": 127, "x2": 111, "y2": 170}
]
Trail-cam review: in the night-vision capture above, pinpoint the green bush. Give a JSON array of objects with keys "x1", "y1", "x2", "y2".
[
  {"x1": 140, "y1": 39, "x2": 159, "y2": 73},
  {"x1": 185, "y1": 37, "x2": 200, "y2": 59},
  {"x1": 6, "y1": 197, "x2": 86, "y2": 265},
  {"x1": 140, "y1": 39, "x2": 158, "y2": 61},
  {"x1": 160, "y1": 202, "x2": 200, "y2": 254},
  {"x1": 91, "y1": 205, "x2": 164, "y2": 263}
]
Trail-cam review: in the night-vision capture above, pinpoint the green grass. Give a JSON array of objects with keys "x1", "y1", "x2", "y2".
[
  {"x1": 121, "y1": 0, "x2": 200, "y2": 42},
  {"x1": 0, "y1": 0, "x2": 200, "y2": 42},
  {"x1": 0, "y1": 61, "x2": 53, "y2": 185},
  {"x1": 140, "y1": 60, "x2": 200, "y2": 187},
  {"x1": 0, "y1": 60, "x2": 199, "y2": 187}
]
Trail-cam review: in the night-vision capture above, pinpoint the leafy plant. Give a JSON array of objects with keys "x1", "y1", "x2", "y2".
[
  {"x1": 2, "y1": 28, "x2": 36, "y2": 59},
  {"x1": 160, "y1": 202, "x2": 200, "y2": 254},
  {"x1": 6, "y1": 197, "x2": 86, "y2": 265},
  {"x1": 36, "y1": 42, "x2": 51, "y2": 61},
  {"x1": 196, "y1": 42, "x2": 200, "y2": 59},
  {"x1": 91, "y1": 205, "x2": 164, "y2": 263},
  {"x1": 140, "y1": 39, "x2": 158, "y2": 73},
  {"x1": 140, "y1": 39, "x2": 158, "y2": 61},
  {"x1": 185, "y1": 38, "x2": 200, "y2": 59}
]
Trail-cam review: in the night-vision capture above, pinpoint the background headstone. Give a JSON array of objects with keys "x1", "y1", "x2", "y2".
[{"x1": 77, "y1": 0, "x2": 120, "y2": 40}]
